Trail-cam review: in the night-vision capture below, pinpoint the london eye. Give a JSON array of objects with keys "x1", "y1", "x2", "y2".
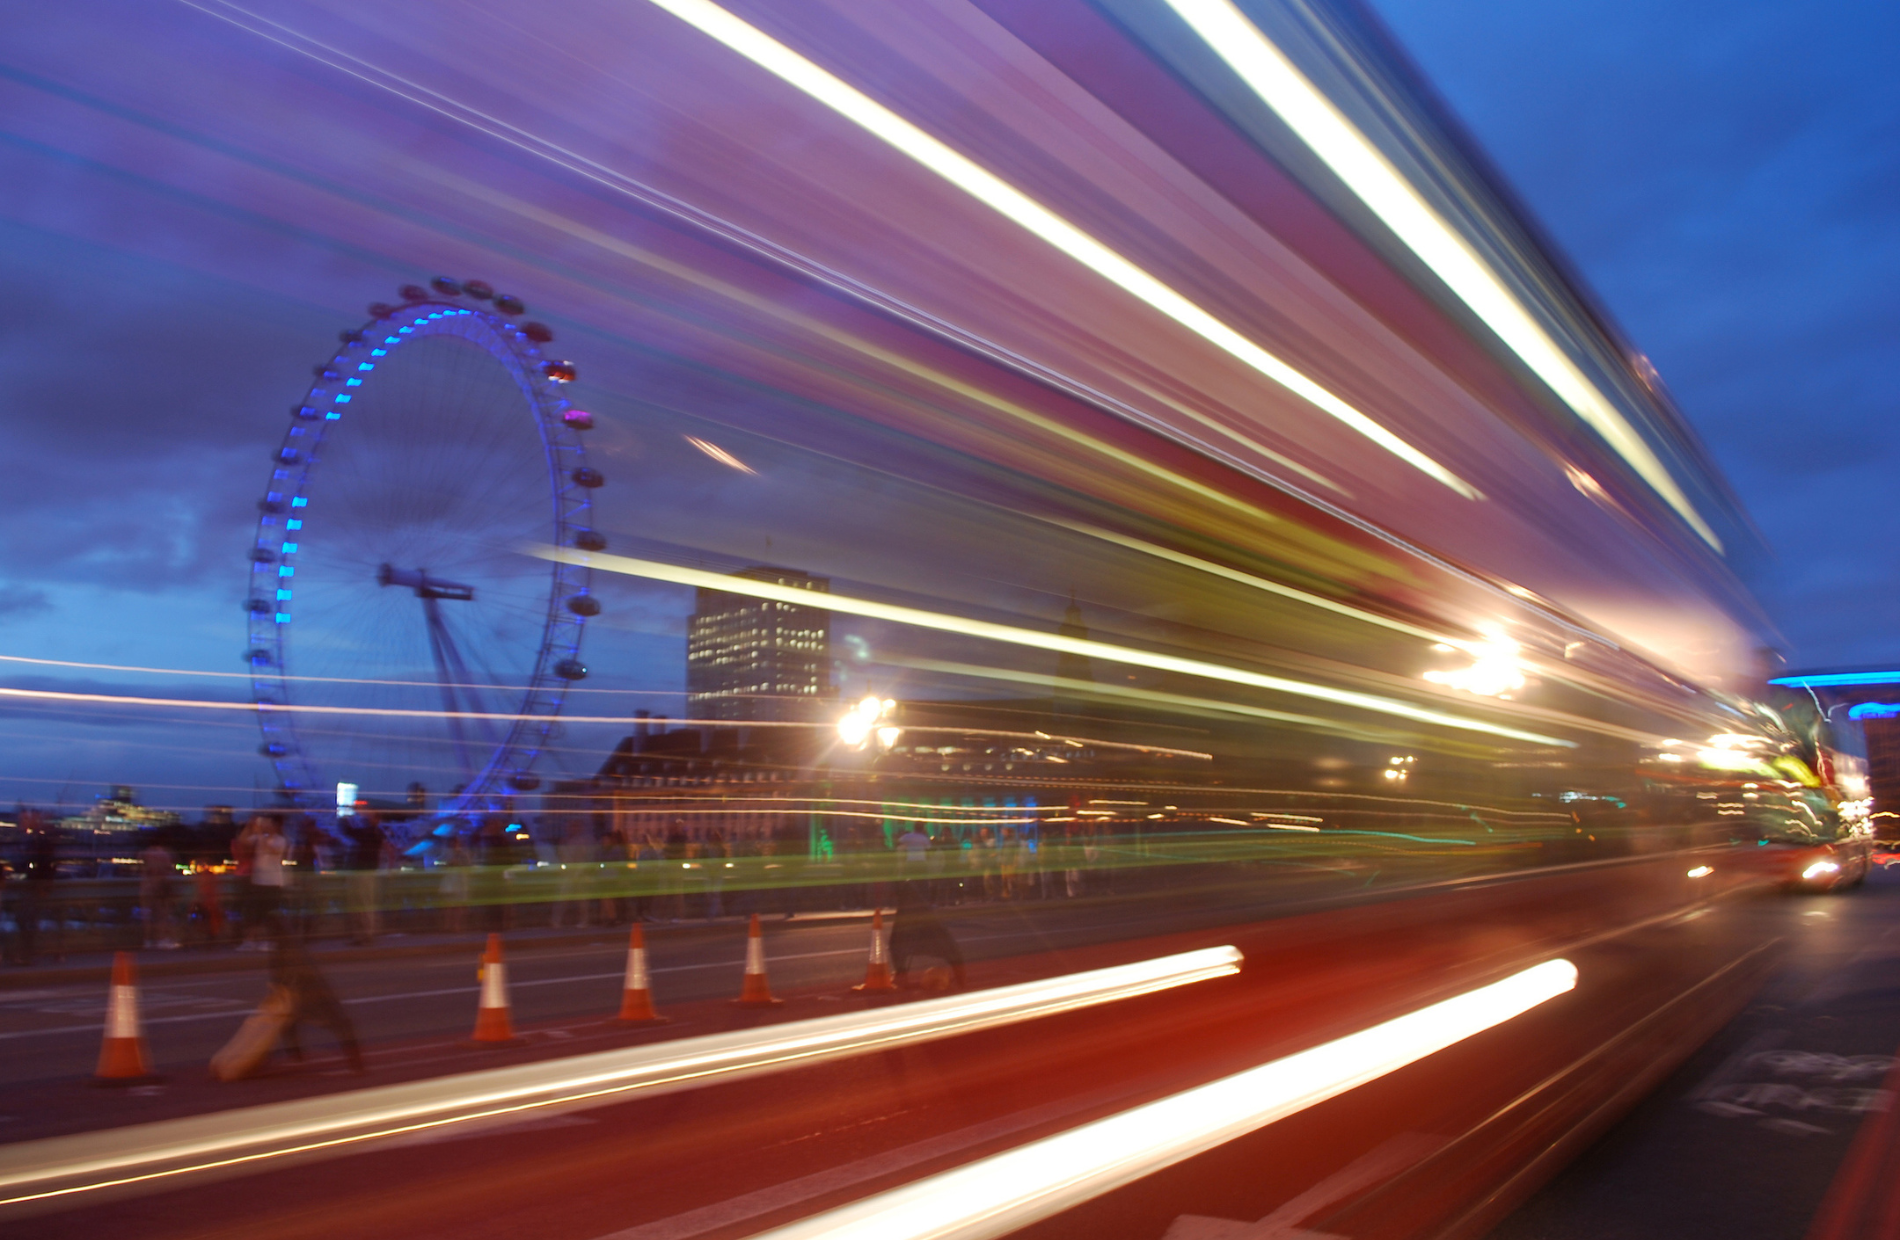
[{"x1": 243, "y1": 278, "x2": 603, "y2": 833}]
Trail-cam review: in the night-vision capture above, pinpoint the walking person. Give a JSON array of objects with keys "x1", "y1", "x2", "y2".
[
  {"x1": 889, "y1": 878, "x2": 966, "y2": 991},
  {"x1": 342, "y1": 811, "x2": 384, "y2": 945},
  {"x1": 139, "y1": 833, "x2": 181, "y2": 950},
  {"x1": 231, "y1": 816, "x2": 260, "y2": 950},
  {"x1": 703, "y1": 828, "x2": 730, "y2": 919},
  {"x1": 438, "y1": 833, "x2": 473, "y2": 933},
  {"x1": 633, "y1": 832, "x2": 664, "y2": 922},
  {"x1": 270, "y1": 931, "x2": 365, "y2": 1073},
  {"x1": 17, "y1": 812, "x2": 63, "y2": 965},
  {"x1": 246, "y1": 815, "x2": 289, "y2": 949},
  {"x1": 551, "y1": 820, "x2": 595, "y2": 929}
]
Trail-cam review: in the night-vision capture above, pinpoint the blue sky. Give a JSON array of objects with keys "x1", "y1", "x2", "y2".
[
  {"x1": 0, "y1": 0, "x2": 1894, "y2": 813},
  {"x1": 1370, "y1": 0, "x2": 1900, "y2": 669}
]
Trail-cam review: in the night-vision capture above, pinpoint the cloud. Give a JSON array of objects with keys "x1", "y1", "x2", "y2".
[{"x1": 0, "y1": 585, "x2": 50, "y2": 620}]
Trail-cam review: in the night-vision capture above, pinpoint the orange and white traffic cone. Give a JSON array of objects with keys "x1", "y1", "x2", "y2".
[
  {"x1": 468, "y1": 933, "x2": 522, "y2": 1045},
  {"x1": 615, "y1": 925, "x2": 669, "y2": 1024},
  {"x1": 92, "y1": 951, "x2": 155, "y2": 1085},
  {"x1": 733, "y1": 914, "x2": 782, "y2": 1007},
  {"x1": 852, "y1": 910, "x2": 896, "y2": 992}
]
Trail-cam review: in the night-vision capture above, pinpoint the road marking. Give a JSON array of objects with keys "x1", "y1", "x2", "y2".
[{"x1": 1161, "y1": 1131, "x2": 1443, "y2": 1239}]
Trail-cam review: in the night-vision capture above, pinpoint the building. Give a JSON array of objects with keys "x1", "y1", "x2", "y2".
[
  {"x1": 58, "y1": 786, "x2": 183, "y2": 836},
  {"x1": 686, "y1": 566, "x2": 832, "y2": 722}
]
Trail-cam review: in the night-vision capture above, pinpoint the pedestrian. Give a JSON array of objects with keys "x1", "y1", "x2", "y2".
[
  {"x1": 342, "y1": 811, "x2": 384, "y2": 944},
  {"x1": 191, "y1": 862, "x2": 226, "y2": 946},
  {"x1": 704, "y1": 828, "x2": 729, "y2": 919},
  {"x1": 139, "y1": 833, "x2": 181, "y2": 950},
  {"x1": 928, "y1": 828, "x2": 956, "y2": 905},
  {"x1": 663, "y1": 821, "x2": 689, "y2": 921},
  {"x1": 17, "y1": 812, "x2": 63, "y2": 965},
  {"x1": 232, "y1": 816, "x2": 260, "y2": 950},
  {"x1": 245, "y1": 815, "x2": 289, "y2": 949},
  {"x1": 269, "y1": 931, "x2": 365, "y2": 1073},
  {"x1": 975, "y1": 826, "x2": 999, "y2": 901},
  {"x1": 552, "y1": 820, "x2": 595, "y2": 929},
  {"x1": 633, "y1": 832, "x2": 664, "y2": 922},
  {"x1": 889, "y1": 879, "x2": 965, "y2": 990},
  {"x1": 438, "y1": 832, "x2": 473, "y2": 933}
]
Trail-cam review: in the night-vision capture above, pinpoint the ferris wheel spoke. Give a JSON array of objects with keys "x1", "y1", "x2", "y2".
[{"x1": 249, "y1": 289, "x2": 596, "y2": 824}]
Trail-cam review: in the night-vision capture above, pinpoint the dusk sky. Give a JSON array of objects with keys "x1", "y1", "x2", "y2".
[
  {"x1": 1372, "y1": 0, "x2": 1900, "y2": 670},
  {"x1": 0, "y1": 0, "x2": 1894, "y2": 813}
]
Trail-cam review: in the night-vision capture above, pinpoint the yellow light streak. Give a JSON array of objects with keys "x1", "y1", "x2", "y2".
[
  {"x1": 642, "y1": 0, "x2": 1478, "y2": 497},
  {"x1": 0, "y1": 687, "x2": 1203, "y2": 759},
  {"x1": 1162, "y1": 0, "x2": 1719, "y2": 549},
  {"x1": 1047, "y1": 520, "x2": 1453, "y2": 643},
  {"x1": 545, "y1": 546, "x2": 1570, "y2": 747}
]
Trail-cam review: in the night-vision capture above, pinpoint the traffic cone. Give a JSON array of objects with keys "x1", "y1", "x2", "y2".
[
  {"x1": 614, "y1": 924, "x2": 669, "y2": 1024},
  {"x1": 92, "y1": 951, "x2": 155, "y2": 1085},
  {"x1": 733, "y1": 914, "x2": 782, "y2": 1007},
  {"x1": 852, "y1": 910, "x2": 896, "y2": 992},
  {"x1": 468, "y1": 933, "x2": 522, "y2": 1045}
]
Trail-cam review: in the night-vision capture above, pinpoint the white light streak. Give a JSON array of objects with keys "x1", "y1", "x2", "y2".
[
  {"x1": 1686, "y1": 865, "x2": 1713, "y2": 878},
  {"x1": 1161, "y1": 0, "x2": 1718, "y2": 548},
  {"x1": 751, "y1": 959, "x2": 1577, "y2": 1240},
  {"x1": 0, "y1": 947, "x2": 1242, "y2": 1212},
  {"x1": 542, "y1": 546, "x2": 1574, "y2": 748},
  {"x1": 685, "y1": 435, "x2": 757, "y2": 474},
  {"x1": 642, "y1": 0, "x2": 1476, "y2": 497}
]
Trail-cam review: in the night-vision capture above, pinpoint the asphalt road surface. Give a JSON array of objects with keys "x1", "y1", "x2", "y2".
[{"x1": 1485, "y1": 863, "x2": 1900, "y2": 1239}]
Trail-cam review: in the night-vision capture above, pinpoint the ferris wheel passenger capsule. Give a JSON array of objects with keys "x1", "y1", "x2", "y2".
[
  {"x1": 562, "y1": 409, "x2": 593, "y2": 431},
  {"x1": 554, "y1": 659, "x2": 588, "y2": 681},
  {"x1": 494, "y1": 294, "x2": 525, "y2": 316},
  {"x1": 245, "y1": 648, "x2": 274, "y2": 666},
  {"x1": 573, "y1": 530, "x2": 607, "y2": 552},
  {"x1": 566, "y1": 595, "x2": 601, "y2": 617},
  {"x1": 463, "y1": 280, "x2": 495, "y2": 300},
  {"x1": 367, "y1": 302, "x2": 395, "y2": 319},
  {"x1": 542, "y1": 360, "x2": 576, "y2": 383},
  {"x1": 398, "y1": 284, "x2": 428, "y2": 302},
  {"x1": 430, "y1": 276, "x2": 463, "y2": 296},
  {"x1": 521, "y1": 322, "x2": 554, "y2": 343},
  {"x1": 571, "y1": 467, "x2": 603, "y2": 488}
]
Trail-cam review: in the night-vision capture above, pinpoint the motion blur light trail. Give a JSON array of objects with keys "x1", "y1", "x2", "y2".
[
  {"x1": 1157, "y1": 0, "x2": 1717, "y2": 549},
  {"x1": 640, "y1": 0, "x2": 1478, "y2": 499},
  {"x1": 0, "y1": 947, "x2": 1241, "y2": 1214},
  {"x1": 749, "y1": 959, "x2": 1578, "y2": 1240},
  {"x1": 543, "y1": 545, "x2": 1582, "y2": 746}
]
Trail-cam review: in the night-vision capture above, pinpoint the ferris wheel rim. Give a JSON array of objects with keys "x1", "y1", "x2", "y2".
[{"x1": 243, "y1": 287, "x2": 599, "y2": 824}]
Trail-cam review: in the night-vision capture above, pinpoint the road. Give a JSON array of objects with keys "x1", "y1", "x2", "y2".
[
  {"x1": 1485, "y1": 863, "x2": 1900, "y2": 1239},
  {"x1": 2, "y1": 851, "x2": 1870, "y2": 1239}
]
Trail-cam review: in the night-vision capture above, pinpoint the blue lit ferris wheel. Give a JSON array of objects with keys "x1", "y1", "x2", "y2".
[{"x1": 244, "y1": 278, "x2": 606, "y2": 833}]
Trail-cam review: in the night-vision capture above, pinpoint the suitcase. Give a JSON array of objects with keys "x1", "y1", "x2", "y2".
[{"x1": 210, "y1": 985, "x2": 295, "y2": 1082}]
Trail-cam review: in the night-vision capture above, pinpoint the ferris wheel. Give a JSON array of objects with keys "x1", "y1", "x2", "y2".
[{"x1": 244, "y1": 277, "x2": 606, "y2": 835}]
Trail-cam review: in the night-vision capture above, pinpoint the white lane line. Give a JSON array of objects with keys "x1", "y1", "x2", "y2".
[
  {"x1": 0, "y1": 946, "x2": 1243, "y2": 1212},
  {"x1": 746, "y1": 959, "x2": 1576, "y2": 1240},
  {"x1": 0, "y1": 949, "x2": 865, "y2": 1042}
]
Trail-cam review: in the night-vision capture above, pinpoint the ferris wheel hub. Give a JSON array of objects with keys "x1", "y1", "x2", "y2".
[{"x1": 376, "y1": 563, "x2": 476, "y2": 601}]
